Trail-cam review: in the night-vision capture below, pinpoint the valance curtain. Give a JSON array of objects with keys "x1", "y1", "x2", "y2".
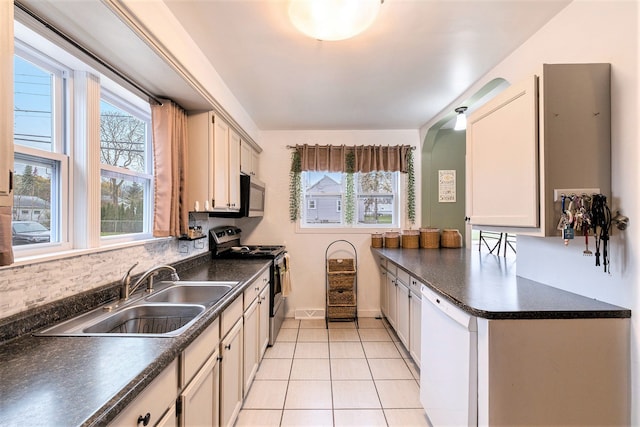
[
  {"x1": 296, "y1": 144, "x2": 412, "y2": 173},
  {"x1": 151, "y1": 100, "x2": 188, "y2": 238}
]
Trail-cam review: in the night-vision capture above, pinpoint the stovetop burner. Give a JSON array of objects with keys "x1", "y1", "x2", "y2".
[{"x1": 210, "y1": 226, "x2": 285, "y2": 259}]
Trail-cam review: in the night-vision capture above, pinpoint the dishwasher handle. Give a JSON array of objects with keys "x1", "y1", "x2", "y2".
[{"x1": 421, "y1": 284, "x2": 477, "y2": 331}]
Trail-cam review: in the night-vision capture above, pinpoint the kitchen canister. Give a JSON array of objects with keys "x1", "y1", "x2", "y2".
[
  {"x1": 441, "y1": 229, "x2": 463, "y2": 248},
  {"x1": 371, "y1": 233, "x2": 383, "y2": 248},
  {"x1": 384, "y1": 231, "x2": 400, "y2": 248},
  {"x1": 401, "y1": 230, "x2": 420, "y2": 249},
  {"x1": 420, "y1": 227, "x2": 440, "y2": 249}
]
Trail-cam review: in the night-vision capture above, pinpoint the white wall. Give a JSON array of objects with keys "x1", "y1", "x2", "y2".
[
  {"x1": 243, "y1": 130, "x2": 420, "y2": 319},
  {"x1": 420, "y1": 1, "x2": 639, "y2": 423}
]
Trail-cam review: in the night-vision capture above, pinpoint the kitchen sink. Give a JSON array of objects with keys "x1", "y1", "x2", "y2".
[
  {"x1": 36, "y1": 302, "x2": 207, "y2": 337},
  {"x1": 82, "y1": 304, "x2": 205, "y2": 335},
  {"x1": 145, "y1": 281, "x2": 236, "y2": 306}
]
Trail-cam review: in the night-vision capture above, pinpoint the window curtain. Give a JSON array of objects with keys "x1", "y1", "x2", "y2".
[
  {"x1": 151, "y1": 100, "x2": 188, "y2": 238},
  {"x1": 296, "y1": 144, "x2": 412, "y2": 173},
  {"x1": 0, "y1": 206, "x2": 13, "y2": 266}
]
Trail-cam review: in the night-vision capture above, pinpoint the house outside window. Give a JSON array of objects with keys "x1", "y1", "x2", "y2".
[{"x1": 301, "y1": 171, "x2": 398, "y2": 227}]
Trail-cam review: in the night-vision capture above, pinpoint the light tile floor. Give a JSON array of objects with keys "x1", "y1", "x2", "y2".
[{"x1": 235, "y1": 318, "x2": 430, "y2": 427}]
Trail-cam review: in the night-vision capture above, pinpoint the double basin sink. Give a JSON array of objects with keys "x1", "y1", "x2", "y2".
[{"x1": 37, "y1": 281, "x2": 237, "y2": 337}]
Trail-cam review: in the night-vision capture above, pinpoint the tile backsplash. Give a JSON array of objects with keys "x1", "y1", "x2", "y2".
[{"x1": 0, "y1": 237, "x2": 208, "y2": 320}]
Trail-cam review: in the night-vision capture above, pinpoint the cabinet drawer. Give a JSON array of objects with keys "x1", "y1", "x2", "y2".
[
  {"x1": 222, "y1": 297, "x2": 243, "y2": 338},
  {"x1": 396, "y1": 268, "x2": 410, "y2": 286},
  {"x1": 109, "y1": 359, "x2": 178, "y2": 427},
  {"x1": 243, "y1": 269, "x2": 269, "y2": 310},
  {"x1": 328, "y1": 288, "x2": 356, "y2": 305},
  {"x1": 182, "y1": 317, "x2": 220, "y2": 387}
]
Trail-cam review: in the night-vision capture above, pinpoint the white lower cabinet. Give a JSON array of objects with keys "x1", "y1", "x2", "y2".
[
  {"x1": 156, "y1": 405, "x2": 177, "y2": 427},
  {"x1": 409, "y1": 277, "x2": 422, "y2": 367},
  {"x1": 108, "y1": 359, "x2": 178, "y2": 427},
  {"x1": 378, "y1": 260, "x2": 422, "y2": 367},
  {"x1": 243, "y1": 297, "x2": 259, "y2": 394},
  {"x1": 179, "y1": 352, "x2": 220, "y2": 427},
  {"x1": 220, "y1": 318, "x2": 243, "y2": 427},
  {"x1": 258, "y1": 284, "x2": 270, "y2": 358},
  {"x1": 395, "y1": 278, "x2": 410, "y2": 348}
]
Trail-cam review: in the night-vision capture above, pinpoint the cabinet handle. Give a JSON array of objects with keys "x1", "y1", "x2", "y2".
[
  {"x1": 255, "y1": 286, "x2": 260, "y2": 291},
  {"x1": 225, "y1": 344, "x2": 231, "y2": 350},
  {"x1": 137, "y1": 413, "x2": 151, "y2": 426},
  {"x1": 258, "y1": 300, "x2": 261, "y2": 305},
  {"x1": 261, "y1": 296, "x2": 266, "y2": 300}
]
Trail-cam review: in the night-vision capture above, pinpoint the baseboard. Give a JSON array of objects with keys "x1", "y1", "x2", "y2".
[
  {"x1": 294, "y1": 309, "x2": 325, "y2": 319},
  {"x1": 293, "y1": 308, "x2": 381, "y2": 319}
]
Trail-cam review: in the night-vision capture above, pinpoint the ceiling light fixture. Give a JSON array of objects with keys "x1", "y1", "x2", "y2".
[
  {"x1": 288, "y1": 0, "x2": 382, "y2": 41},
  {"x1": 454, "y1": 106, "x2": 468, "y2": 131}
]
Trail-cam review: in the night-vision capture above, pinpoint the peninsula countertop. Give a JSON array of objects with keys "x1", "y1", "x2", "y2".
[
  {"x1": 0, "y1": 257, "x2": 271, "y2": 427},
  {"x1": 373, "y1": 247, "x2": 630, "y2": 319}
]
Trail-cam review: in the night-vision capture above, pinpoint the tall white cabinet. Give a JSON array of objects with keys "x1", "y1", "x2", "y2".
[{"x1": 186, "y1": 111, "x2": 240, "y2": 213}]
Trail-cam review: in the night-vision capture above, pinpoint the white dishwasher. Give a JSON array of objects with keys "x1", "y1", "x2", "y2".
[{"x1": 420, "y1": 284, "x2": 477, "y2": 426}]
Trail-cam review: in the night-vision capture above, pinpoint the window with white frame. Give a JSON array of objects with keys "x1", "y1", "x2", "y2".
[
  {"x1": 99, "y1": 95, "x2": 152, "y2": 238},
  {"x1": 301, "y1": 171, "x2": 398, "y2": 227},
  {"x1": 12, "y1": 46, "x2": 67, "y2": 248},
  {"x1": 13, "y1": 22, "x2": 153, "y2": 255}
]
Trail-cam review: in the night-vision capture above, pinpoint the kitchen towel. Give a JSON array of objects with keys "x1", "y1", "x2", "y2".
[
  {"x1": 282, "y1": 252, "x2": 292, "y2": 297},
  {"x1": 0, "y1": 206, "x2": 14, "y2": 266}
]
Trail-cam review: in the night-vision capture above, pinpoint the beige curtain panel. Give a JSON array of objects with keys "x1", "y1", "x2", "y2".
[
  {"x1": 295, "y1": 144, "x2": 412, "y2": 173},
  {"x1": 0, "y1": 206, "x2": 14, "y2": 266},
  {"x1": 151, "y1": 100, "x2": 189, "y2": 238}
]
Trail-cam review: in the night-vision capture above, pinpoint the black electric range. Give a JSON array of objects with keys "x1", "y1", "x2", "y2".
[{"x1": 210, "y1": 226, "x2": 286, "y2": 345}]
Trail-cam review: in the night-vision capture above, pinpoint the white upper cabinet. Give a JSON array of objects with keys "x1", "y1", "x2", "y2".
[
  {"x1": 466, "y1": 64, "x2": 611, "y2": 236},
  {"x1": 1, "y1": 2, "x2": 13, "y2": 208},
  {"x1": 240, "y1": 140, "x2": 260, "y2": 178},
  {"x1": 187, "y1": 111, "x2": 241, "y2": 212}
]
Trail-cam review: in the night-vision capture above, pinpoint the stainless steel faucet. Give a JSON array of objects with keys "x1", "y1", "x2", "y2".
[{"x1": 120, "y1": 263, "x2": 179, "y2": 300}]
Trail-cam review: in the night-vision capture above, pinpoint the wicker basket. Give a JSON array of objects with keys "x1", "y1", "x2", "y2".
[
  {"x1": 327, "y1": 306, "x2": 357, "y2": 318},
  {"x1": 371, "y1": 233, "x2": 383, "y2": 248},
  {"x1": 441, "y1": 229, "x2": 463, "y2": 248},
  {"x1": 384, "y1": 232, "x2": 400, "y2": 248},
  {"x1": 328, "y1": 272, "x2": 356, "y2": 291},
  {"x1": 401, "y1": 230, "x2": 420, "y2": 249},
  {"x1": 328, "y1": 288, "x2": 356, "y2": 305},
  {"x1": 420, "y1": 228, "x2": 440, "y2": 249},
  {"x1": 327, "y1": 258, "x2": 355, "y2": 272}
]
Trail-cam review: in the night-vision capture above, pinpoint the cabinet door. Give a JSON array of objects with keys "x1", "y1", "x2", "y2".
[
  {"x1": 180, "y1": 351, "x2": 220, "y2": 427},
  {"x1": 467, "y1": 75, "x2": 539, "y2": 227},
  {"x1": 156, "y1": 404, "x2": 176, "y2": 427},
  {"x1": 409, "y1": 287, "x2": 421, "y2": 367},
  {"x1": 258, "y1": 284, "x2": 270, "y2": 358},
  {"x1": 0, "y1": 2, "x2": 12, "y2": 207},
  {"x1": 240, "y1": 141, "x2": 252, "y2": 175},
  {"x1": 379, "y1": 264, "x2": 388, "y2": 318},
  {"x1": 386, "y1": 272, "x2": 397, "y2": 329},
  {"x1": 243, "y1": 298, "x2": 259, "y2": 394},
  {"x1": 220, "y1": 319, "x2": 243, "y2": 427},
  {"x1": 250, "y1": 149, "x2": 259, "y2": 178},
  {"x1": 212, "y1": 116, "x2": 230, "y2": 210},
  {"x1": 228, "y1": 130, "x2": 241, "y2": 210},
  {"x1": 396, "y1": 280, "x2": 410, "y2": 348},
  {"x1": 186, "y1": 112, "x2": 211, "y2": 212}
]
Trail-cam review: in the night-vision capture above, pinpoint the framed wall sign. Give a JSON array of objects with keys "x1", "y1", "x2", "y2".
[{"x1": 438, "y1": 170, "x2": 456, "y2": 203}]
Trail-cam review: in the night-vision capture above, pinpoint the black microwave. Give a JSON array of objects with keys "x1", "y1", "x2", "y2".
[{"x1": 209, "y1": 174, "x2": 264, "y2": 218}]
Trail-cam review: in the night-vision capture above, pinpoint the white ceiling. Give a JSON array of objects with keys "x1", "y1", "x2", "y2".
[
  {"x1": 17, "y1": 0, "x2": 571, "y2": 131},
  {"x1": 163, "y1": 0, "x2": 571, "y2": 130}
]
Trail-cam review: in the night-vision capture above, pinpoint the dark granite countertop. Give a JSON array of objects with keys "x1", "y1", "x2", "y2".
[
  {"x1": 0, "y1": 256, "x2": 271, "y2": 427},
  {"x1": 373, "y1": 247, "x2": 631, "y2": 319}
]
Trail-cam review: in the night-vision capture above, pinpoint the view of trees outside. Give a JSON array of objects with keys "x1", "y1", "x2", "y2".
[
  {"x1": 100, "y1": 100, "x2": 147, "y2": 235},
  {"x1": 358, "y1": 171, "x2": 394, "y2": 224}
]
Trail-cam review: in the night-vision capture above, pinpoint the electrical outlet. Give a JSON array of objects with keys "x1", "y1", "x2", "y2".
[
  {"x1": 178, "y1": 241, "x2": 189, "y2": 254},
  {"x1": 553, "y1": 188, "x2": 601, "y2": 202}
]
